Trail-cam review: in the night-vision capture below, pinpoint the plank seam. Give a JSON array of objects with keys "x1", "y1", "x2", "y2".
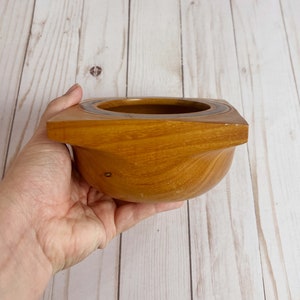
[
  {"x1": 179, "y1": 0, "x2": 192, "y2": 299},
  {"x1": 118, "y1": 1, "x2": 131, "y2": 298},
  {"x1": 117, "y1": 234, "x2": 122, "y2": 300},
  {"x1": 187, "y1": 201, "x2": 194, "y2": 300}
]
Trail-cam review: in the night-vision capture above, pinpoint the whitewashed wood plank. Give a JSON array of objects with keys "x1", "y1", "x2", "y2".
[
  {"x1": 76, "y1": 0, "x2": 129, "y2": 99},
  {"x1": 6, "y1": 0, "x2": 83, "y2": 165},
  {"x1": 0, "y1": 0, "x2": 35, "y2": 176},
  {"x1": 181, "y1": 1, "x2": 264, "y2": 299},
  {"x1": 232, "y1": 0, "x2": 300, "y2": 299},
  {"x1": 280, "y1": 0, "x2": 300, "y2": 93},
  {"x1": 127, "y1": 0, "x2": 182, "y2": 97},
  {"x1": 119, "y1": 0, "x2": 191, "y2": 299},
  {"x1": 66, "y1": 1, "x2": 129, "y2": 299},
  {"x1": 46, "y1": 261, "x2": 119, "y2": 300},
  {"x1": 67, "y1": 238, "x2": 120, "y2": 300},
  {"x1": 120, "y1": 210, "x2": 190, "y2": 300},
  {"x1": 48, "y1": 242, "x2": 119, "y2": 300}
]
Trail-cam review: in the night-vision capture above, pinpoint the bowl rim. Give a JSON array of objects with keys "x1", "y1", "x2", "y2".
[{"x1": 80, "y1": 97, "x2": 230, "y2": 119}]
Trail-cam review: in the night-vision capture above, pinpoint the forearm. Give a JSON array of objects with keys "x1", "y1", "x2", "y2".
[{"x1": 0, "y1": 185, "x2": 52, "y2": 300}]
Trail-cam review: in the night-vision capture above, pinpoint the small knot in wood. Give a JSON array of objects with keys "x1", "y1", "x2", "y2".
[{"x1": 89, "y1": 66, "x2": 102, "y2": 77}]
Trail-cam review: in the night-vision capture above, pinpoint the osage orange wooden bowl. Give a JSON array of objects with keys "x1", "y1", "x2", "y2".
[{"x1": 47, "y1": 97, "x2": 248, "y2": 203}]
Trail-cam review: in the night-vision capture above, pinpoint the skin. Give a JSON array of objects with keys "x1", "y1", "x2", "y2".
[{"x1": 0, "y1": 84, "x2": 183, "y2": 299}]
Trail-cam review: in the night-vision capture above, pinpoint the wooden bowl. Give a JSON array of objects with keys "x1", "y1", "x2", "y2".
[{"x1": 47, "y1": 97, "x2": 248, "y2": 203}]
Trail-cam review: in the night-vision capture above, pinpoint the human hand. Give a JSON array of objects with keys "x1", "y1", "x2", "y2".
[{"x1": 0, "y1": 84, "x2": 183, "y2": 298}]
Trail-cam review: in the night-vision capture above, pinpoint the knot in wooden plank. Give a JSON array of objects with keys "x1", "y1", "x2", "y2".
[{"x1": 89, "y1": 66, "x2": 102, "y2": 77}]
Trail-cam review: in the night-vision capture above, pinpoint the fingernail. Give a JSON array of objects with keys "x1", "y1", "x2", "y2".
[{"x1": 65, "y1": 83, "x2": 79, "y2": 95}]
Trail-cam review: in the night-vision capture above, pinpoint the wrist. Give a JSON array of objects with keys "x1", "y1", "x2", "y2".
[{"x1": 0, "y1": 184, "x2": 52, "y2": 299}]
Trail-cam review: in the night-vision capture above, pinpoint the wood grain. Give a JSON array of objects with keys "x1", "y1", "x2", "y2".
[
  {"x1": 232, "y1": 0, "x2": 300, "y2": 298},
  {"x1": 181, "y1": 0, "x2": 264, "y2": 299},
  {"x1": 0, "y1": 0, "x2": 35, "y2": 176},
  {"x1": 119, "y1": 0, "x2": 191, "y2": 299},
  {"x1": 47, "y1": 97, "x2": 248, "y2": 202}
]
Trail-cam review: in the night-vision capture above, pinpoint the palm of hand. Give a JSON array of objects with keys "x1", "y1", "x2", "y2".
[{"x1": 7, "y1": 135, "x2": 112, "y2": 272}]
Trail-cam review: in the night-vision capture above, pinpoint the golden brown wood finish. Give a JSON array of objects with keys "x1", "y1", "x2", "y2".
[{"x1": 47, "y1": 97, "x2": 248, "y2": 202}]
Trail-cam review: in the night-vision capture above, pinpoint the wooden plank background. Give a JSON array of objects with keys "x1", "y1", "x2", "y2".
[{"x1": 1, "y1": 0, "x2": 300, "y2": 299}]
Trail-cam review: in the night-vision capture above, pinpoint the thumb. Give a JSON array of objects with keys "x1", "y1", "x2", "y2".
[
  {"x1": 35, "y1": 84, "x2": 83, "y2": 136},
  {"x1": 42, "y1": 84, "x2": 83, "y2": 122},
  {"x1": 32, "y1": 84, "x2": 83, "y2": 141}
]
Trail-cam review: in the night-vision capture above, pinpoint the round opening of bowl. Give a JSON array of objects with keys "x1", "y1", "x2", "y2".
[{"x1": 97, "y1": 98, "x2": 211, "y2": 114}]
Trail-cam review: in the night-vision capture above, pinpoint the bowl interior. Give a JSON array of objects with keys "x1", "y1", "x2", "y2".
[{"x1": 97, "y1": 98, "x2": 211, "y2": 114}]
